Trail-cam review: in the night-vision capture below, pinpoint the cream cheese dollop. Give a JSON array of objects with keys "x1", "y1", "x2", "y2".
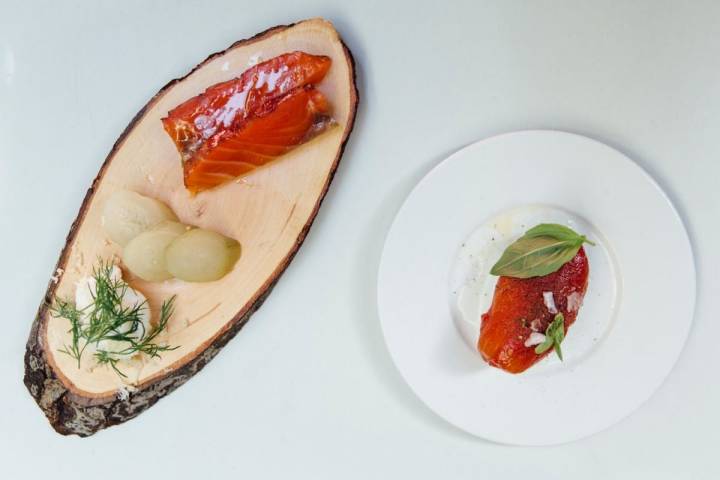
[{"x1": 74, "y1": 265, "x2": 151, "y2": 359}]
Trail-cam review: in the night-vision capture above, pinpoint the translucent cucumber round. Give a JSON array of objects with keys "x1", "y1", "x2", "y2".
[
  {"x1": 102, "y1": 190, "x2": 178, "y2": 246},
  {"x1": 165, "y1": 229, "x2": 241, "y2": 282},
  {"x1": 123, "y1": 221, "x2": 189, "y2": 281},
  {"x1": 150, "y1": 220, "x2": 189, "y2": 236}
]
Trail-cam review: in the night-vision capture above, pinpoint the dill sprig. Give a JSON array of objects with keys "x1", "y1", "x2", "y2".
[
  {"x1": 55, "y1": 298, "x2": 84, "y2": 368},
  {"x1": 50, "y1": 260, "x2": 179, "y2": 378}
]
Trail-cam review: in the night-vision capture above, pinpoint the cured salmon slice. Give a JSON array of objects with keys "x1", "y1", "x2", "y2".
[
  {"x1": 478, "y1": 247, "x2": 589, "y2": 373},
  {"x1": 162, "y1": 51, "x2": 333, "y2": 192},
  {"x1": 180, "y1": 86, "x2": 332, "y2": 191}
]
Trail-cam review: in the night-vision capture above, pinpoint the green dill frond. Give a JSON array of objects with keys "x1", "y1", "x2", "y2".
[
  {"x1": 50, "y1": 298, "x2": 84, "y2": 367},
  {"x1": 50, "y1": 259, "x2": 179, "y2": 378},
  {"x1": 94, "y1": 350, "x2": 127, "y2": 378}
]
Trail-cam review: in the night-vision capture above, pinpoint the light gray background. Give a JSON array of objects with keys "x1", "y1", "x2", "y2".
[{"x1": 1, "y1": 1, "x2": 717, "y2": 478}]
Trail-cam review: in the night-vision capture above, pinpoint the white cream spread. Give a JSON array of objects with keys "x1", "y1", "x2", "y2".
[{"x1": 74, "y1": 265, "x2": 151, "y2": 358}]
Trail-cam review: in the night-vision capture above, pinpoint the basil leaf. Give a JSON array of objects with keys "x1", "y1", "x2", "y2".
[
  {"x1": 490, "y1": 235, "x2": 583, "y2": 278},
  {"x1": 553, "y1": 317, "x2": 565, "y2": 343},
  {"x1": 552, "y1": 313, "x2": 565, "y2": 361},
  {"x1": 534, "y1": 337, "x2": 554, "y2": 354},
  {"x1": 490, "y1": 223, "x2": 593, "y2": 278},
  {"x1": 549, "y1": 312, "x2": 564, "y2": 333},
  {"x1": 524, "y1": 223, "x2": 595, "y2": 246},
  {"x1": 533, "y1": 313, "x2": 565, "y2": 361}
]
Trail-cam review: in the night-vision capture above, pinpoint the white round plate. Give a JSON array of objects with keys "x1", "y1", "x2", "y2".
[{"x1": 377, "y1": 130, "x2": 695, "y2": 445}]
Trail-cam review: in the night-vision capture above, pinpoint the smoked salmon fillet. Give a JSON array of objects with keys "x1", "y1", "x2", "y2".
[
  {"x1": 162, "y1": 52, "x2": 334, "y2": 192},
  {"x1": 478, "y1": 247, "x2": 589, "y2": 374}
]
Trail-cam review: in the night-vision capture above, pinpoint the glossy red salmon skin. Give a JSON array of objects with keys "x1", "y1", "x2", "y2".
[
  {"x1": 478, "y1": 248, "x2": 589, "y2": 374},
  {"x1": 161, "y1": 51, "x2": 333, "y2": 192}
]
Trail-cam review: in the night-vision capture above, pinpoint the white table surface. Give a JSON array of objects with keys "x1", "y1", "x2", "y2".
[{"x1": 1, "y1": 1, "x2": 718, "y2": 478}]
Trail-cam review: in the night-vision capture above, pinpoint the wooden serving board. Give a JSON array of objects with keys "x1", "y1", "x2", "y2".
[{"x1": 24, "y1": 18, "x2": 358, "y2": 436}]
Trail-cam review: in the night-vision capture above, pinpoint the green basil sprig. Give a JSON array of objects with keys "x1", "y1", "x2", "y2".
[
  {"x1": 535, "y1": 313, "x2": 566, "y2": 360},
  {"x1": 490, "y1": 223, "x2": 594, "y2": 279}
]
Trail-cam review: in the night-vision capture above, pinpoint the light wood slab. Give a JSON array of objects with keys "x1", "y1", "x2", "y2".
[{"x1": 24, "y1": 18, "x2": 358, "y2": 436}]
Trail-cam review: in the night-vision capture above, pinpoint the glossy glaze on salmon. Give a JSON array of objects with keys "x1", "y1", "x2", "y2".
[
  {"x1": 478, "y1": 248, "x2": 589, "y2": 374},
  {"x1": 162, "y1": 51, "x2": 334, "y2": 192}
]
